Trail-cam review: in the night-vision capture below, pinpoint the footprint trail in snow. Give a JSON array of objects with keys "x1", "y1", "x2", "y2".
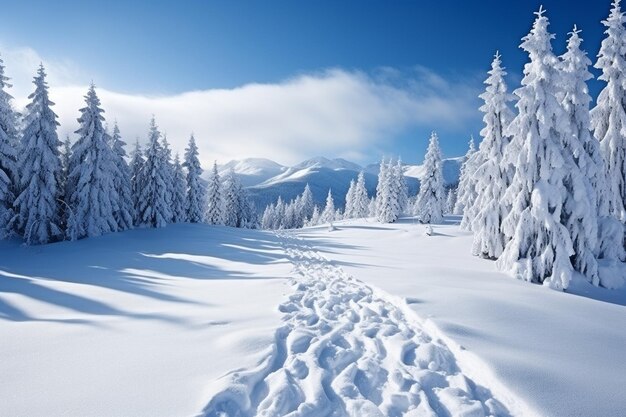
[{"x1": 200, "y1": 232, "x2": 512, "y2": 417}]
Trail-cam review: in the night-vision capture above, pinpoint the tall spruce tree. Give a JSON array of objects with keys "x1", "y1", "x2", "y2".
[
  {"x1": 171, "y1": 153, "x2": 187, "y2": 223},
  {"x1": 0, "y1": 54, "x2": 18, "y2": 237},
  {"x1": 110, "y1": 123, "x2": 134, "y2": 231},
  {"x1": 591, "y1": 0, "x2": 626, "y2": 223},
  {"x1": 454, "y1": 137, "x2": 478, "y2": 217},
  {"x1": 183, "y1": 134, "x2": 205, "y2": 223},
  {"x1": 205, "y1": 161, "x2": 223, "y2": 225},
  {"x1": 136, "y1": 117, "x2": 171, "y2": 228},
  {"x1": 66, "y1": 85, "x2": 119, "y2": 239},
  {"x1": 13, "y1": 65, "x2": 62, "y2": 245},
  {"x1": 497, "y1": 8, "x2": 578, "y2": 290},
  {"x1": 414, "y1": 133, "x2": 445, "y2": 224},
  {"x1": 129, "y1": 139, "x2": 144, "y2": 226},
  {"x1": 469, "y1": 52, "x2": 514, "y2": 259},
  {"x1": 320, "y1": 189, "x2": 336, "y2": 224}
]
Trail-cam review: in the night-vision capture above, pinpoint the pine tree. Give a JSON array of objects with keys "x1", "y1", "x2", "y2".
[
  {"x1": 300, "y1": 184, "x2": 315, "y2": 222},
  {"x1": 171, "y1": 153, "x2": 187, "y2": 223},
  {"x1": 414, "y1": 133, "x2": 445, "y2": 224},
  {"x1": 497, "y1": 7, "x2": 579, "y2": 290},
  {"x1": 136, "y1": 117, "x2": 171, "y2": 228},
  {"x1": 320, "y1": 189, "x2": 335, "y2": 224},
  {"x1": 309, "y1": 205, "x2": 321, "y2": 226},
  {"x1": 353, "y1": 171, "x2": 369, "y2": 218},
  {"x1": 183, "y1": 134, "x2": 205, "y2": 223},
  {"x1": 13, "y1": 65, "x2": 62, "y2": 245},
  {"x1": 445, "y1": 188, "x2": 457, "y2": 215},
  {"x1": 591, "y1": 0, "x2": 626, "y2": 223},
  {"x1": 221, "y1": 169, "x2": 240, "y2": 227},
  {"x1": 160, "y1": 134, "x2": 174, "y2": 223},
  {"x1": 454, "y1": 137, "x2": 478, "y2": 217},
  {"x1": 344, "y1": 179, "x2": 356, "y2": 218},
  {"x1": 375, "y1": 157, "x2": 400, "y2": 223},
  {"x1": 469, "y1": 52, "x2": 514, "y2": 259},
  {"x1": 66, "y1": 85, "x2": 119, "y2": 239},
  {"x1": 0, "y1": 54, "x2": 18, "y2": 238},
  {"x1": 205, "y1": 161, "x2": 223, "y2": 225},
  {"x1": 110, "y1": 123, "x2": 133, "y2": 231},
  {"x1": 557, "y1": 27, "x2": 601, "y2": 282},
  {"x1": 129, "y1": 139, "x2": 144, "y2": 226},
  {"x1": 261, "y1": 204, "x2": 275, "y2": 229},
  {"x1": 394, "y1": 158, "x2": 408, "y2": 214}
]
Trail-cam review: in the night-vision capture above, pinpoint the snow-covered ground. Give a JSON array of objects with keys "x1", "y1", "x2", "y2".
[{"x1": 1, "y1": 218, "x2": 625, "y2": 416}]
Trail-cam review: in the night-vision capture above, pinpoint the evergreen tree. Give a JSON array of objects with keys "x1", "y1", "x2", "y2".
[
  {"x1": 183, "y1": 134, "x2": 205, "y2": 223},
  {"x1": 13, "y1": 65, "x2": 62, "y2": 245},
  {"x1": 469, "y1": 52, "x2": 514, "y2": 259},
  {"x1": 129, "y1": 139, "x2": 144, "y2": 225},
  {"x1": 300, "y1": 184, "x2": 315, "y2": 222},
  {"x1": 160, "y1": 134, "x2": 174, "y2": 223},
  {"x1": 557, "y1": 27, "x2": 600, "y2": 282},
  {"x1": 221, "y1": 169, "x2": 240, "y2": 227},
  {"x1": 320, "y1": 189, "x2": 336, "y2": 224},
  {"x1": 445, "y1": 188, "x2": 457, "y2": 215},
  {"x1": 136, "y1": 117, "x2": 171, "y2": 228},
  {"x1": 454, "y1": 137, "x2": 478, "y2": 216},
  {"x1": 205, "y1": 161, "x2": 223, "y2": 225},
  {"x1": 309, "y1": 205, "x2": 321, "y2": 226},
  {"x1": 375, "y1": 157, "x2": 400, "y2": 223},
  {"x1": 66, "y1": 85, "x2": 119, "y2": 240},
  {"x1": 261, "y1": 203, "x2": 275, "y2": 229},
  {"x1": 394, "y1": 158, "x2": 409, "y2": 214},
  {"x1": 344, "y1": 179, "x2": 356, "y2": 218},
  {"x1": 0, "y1": 54, "x2": 18, "y2": 238},
  {"x1": 353, "y1": 171, "x2": 369, "y2": 218},
  {"x1": 497, "y1": 8, "x2": 578, "y2": 290},
  {"x1": 110, "y1": 123, "x2": 133, "y2": 231},
  {"x1": 591, "y1": 0, "x2": 626, "y2": 222},
  {"x1": 171, "y1": 153, "x2": 187, "y2": 223},
  {"x1": 414, "y1": 133, "x2": 445, "y2": 224}
]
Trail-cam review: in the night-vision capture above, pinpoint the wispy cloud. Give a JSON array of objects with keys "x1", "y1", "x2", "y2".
[{"x1": 1, "y1": 43, "x2": 480, "y2": 167}]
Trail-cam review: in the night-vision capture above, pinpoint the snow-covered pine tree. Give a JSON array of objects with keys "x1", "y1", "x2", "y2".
[
  {"x1": 237, "y1": 187, "x2": 256, "y2": 228},
  {"x1": 129, "y1": 139, "x2": 144, "y2": 225},
  {"x1": 497, "y1": 7, "x2": 578, "y2": 290},
  {"x1": 261, "y1": 203, "x2": 275, "y2": 230},
  {"x1": 274, "y1": 197, "x2": 285, "y2": 229},
  {"x1": 376, "y1": 157, "x2": 400, "y2": 223},
  {"x1": 0, "y1": 54, "x2": 18, "y2": 237},
  {"x1": 558, "y1": 27, "x2": 599, "y2": 278},
  {"x1": 592, "y1": 0, "x2": 626, "y2": 223},
  {"x1": 394, "y1": 158, "x2": 408, "y2": 214},
  {"x1": 136, "y1": 117, "x2": 172, "y2": 228},
  {"x1": 159, "y1": 134, "x2": 174, "y2": 224},
  {"x1": 171, "y1": 153, "x2": 187, "y2": 223},
  {"x1": 221, "y1": 169, "x2": 240, "y2": 227},
  {"x1": 344, "y1": 179, "x2": 356, "y2": 219},
  {"x1": 183, "y1": 134, "x2": 205, "y2": 223},
  {"x1": 66, "y1": 85, "x2": 119, "y2": 240},
  {"x1": 445, "y1": 188, "x2": 457, "y2": 215},
  {"x1": 469, "y1": 52, "x2": 514, "y2": 259},
  {"x1": 454, "y1": 137, "x2": 478, "y2": 217},
  {"x1": 368, "y1": 196, "x2": 377, "y2": 217},
  {"x1": 309, "y1": 205, "x2": 321, "y2": 226},
  {"x1": 205, "y1": 161, "x2": 223, "y2": 225},
  {"x1": 110, "y1": 123, "x2": 133, "y2": 231},
  {"x1": 320, "y1": 189, "x2": 335, "y2": 224},
  {"x1": 353, "y1": 171, "x2": 369, "y2": 218},
  {"x1": 300, "y1": 184, "x2": 315, "y2": 222},
  {"x1": 13, "y1": 65, "x2": 63, "y2": 244},
  {"x1": 414, "y1": 133, "x2": 445, "y2": 224}
]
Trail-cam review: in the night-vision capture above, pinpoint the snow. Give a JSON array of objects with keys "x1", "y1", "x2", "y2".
[
  {"x1": 293, "y1": 217, "x2": 626, "y2": 417},
  {"x1": 0, "y1": 224, "x2": 292, "y2": 417},
  {"x1": 2, "y1": 218, "x2": 625, "y2": 416}
]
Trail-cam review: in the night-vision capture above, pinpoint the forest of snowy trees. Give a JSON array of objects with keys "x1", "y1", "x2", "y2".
[
  {"x1": 0, "y1": 63, "x2": 257, "y2": 246},
  {"x1": 1, "y1": 3, "x2": 626, "y2": 291},
  {"x1": 261, "y1": 3, "x2": 626, "y2": 291}
]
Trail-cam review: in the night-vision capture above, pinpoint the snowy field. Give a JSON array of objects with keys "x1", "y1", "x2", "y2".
[{"x1": 1, "y1": 219, "x2": 625, "y2": 416}]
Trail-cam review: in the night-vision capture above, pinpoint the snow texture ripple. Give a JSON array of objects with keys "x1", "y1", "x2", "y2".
[{"x1": 200, "y1": 232, "x2": 512, "y2": 417}]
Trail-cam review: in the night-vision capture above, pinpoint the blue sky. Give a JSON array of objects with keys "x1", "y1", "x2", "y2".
[{"x1": 0, "y1": 0, "x2": 613, "y2": 165}]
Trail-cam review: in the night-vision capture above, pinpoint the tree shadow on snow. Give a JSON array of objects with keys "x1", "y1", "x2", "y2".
[{"x1": 0, "y1": 224, "x2": 289, "y2": 323}]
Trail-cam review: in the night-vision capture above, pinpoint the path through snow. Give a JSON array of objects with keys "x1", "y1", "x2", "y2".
[{"x1": 200, "y1": 232, "x2": 513, "y2": 417}]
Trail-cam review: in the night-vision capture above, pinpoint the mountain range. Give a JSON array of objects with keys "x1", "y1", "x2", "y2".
[{"x1": 205, "y1": 156, "x2": 464, "y2": 210}]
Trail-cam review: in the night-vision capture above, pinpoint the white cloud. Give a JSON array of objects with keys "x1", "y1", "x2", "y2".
[{"x1": 1, "y1": 43, "x2": 480, "y2": 167}]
